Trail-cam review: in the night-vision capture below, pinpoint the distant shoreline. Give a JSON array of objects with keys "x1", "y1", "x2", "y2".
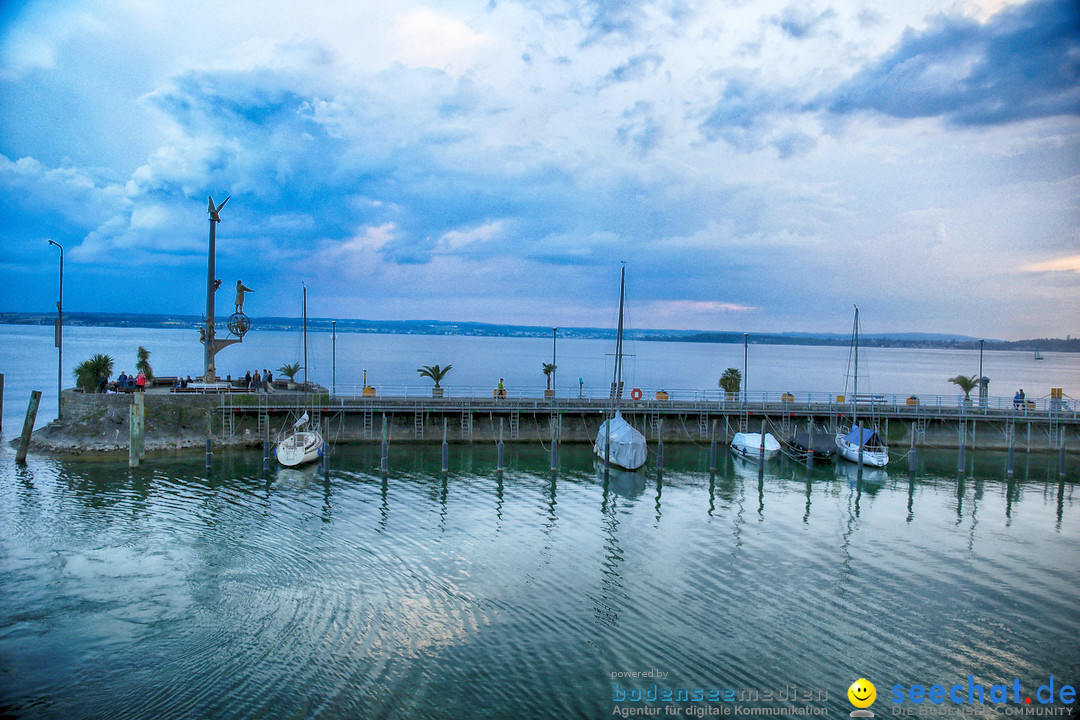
[{"x1": 2, "y1": 311, "x2": 1077, "y2": 352}]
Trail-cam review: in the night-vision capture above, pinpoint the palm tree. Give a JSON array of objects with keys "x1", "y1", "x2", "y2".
[
  {"x1": 73, "y1": 353, "x2": 114, "y2": 392},
  {"x1": 719, "y1": 367, "x2": 742, "y2": 396},
  {"x1": 136, "y1": 346, "x2": 154, "y2": 381},
  {"x1": 417, "y1": 364, "x2": 452, "y2": 389},
  {"x1": 542, "y1": 362, "x2": 557, "y2": 391},
  {"x1": 948, "y1": 374, "x2": 978, "y2": 401},
  {"x1": 278, "y1": 362, "x2": 303, "y2": 381}
]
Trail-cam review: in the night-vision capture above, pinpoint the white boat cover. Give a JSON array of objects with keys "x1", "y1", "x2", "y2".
[
  {"x1": 594, "y1": 411, "x2": 647, "y2": 471},
  {"x1": 730, "y1": 432, "x2": 781, "y2": 460}
]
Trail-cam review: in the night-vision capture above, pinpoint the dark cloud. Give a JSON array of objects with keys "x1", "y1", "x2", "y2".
[
  {"x1": 822, "y1": 0, "x2": 1080, "y2": 125},
  {"x1": 770, "y1": 4, "x2": 837, "y2": 39}
]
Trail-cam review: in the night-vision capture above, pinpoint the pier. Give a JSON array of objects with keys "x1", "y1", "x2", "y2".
[{"x1": 214, "y1": 389, "x2": 1079, "y2": 453}]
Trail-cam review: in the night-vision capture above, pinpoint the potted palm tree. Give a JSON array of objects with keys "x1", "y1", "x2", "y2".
[
  {"x1": 948, "y1": 374, "x2": 978, "y2": 406},
  {"x1": 418, "y1": 364, "x2": 452, "y2": 397},
  {"x1": 542, "y1": 362, "x2": 557, "y2": 397},
  {"x1": 278, "y1": 362, "x2": 303, "y2": 390},
  {"x1": 74, "y1": 353, "x2": 114, "y2": 393},
  {"x1": 719, "y1": 368, "x2": 741, "y2": 401}
]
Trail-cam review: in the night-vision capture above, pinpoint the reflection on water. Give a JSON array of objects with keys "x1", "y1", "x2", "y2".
[{"x1": 0, "y1": 444, "x2": 1077, "y2": 720}]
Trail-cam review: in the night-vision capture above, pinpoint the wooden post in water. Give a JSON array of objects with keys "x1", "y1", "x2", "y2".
[
  {"x1": 709, "y1": 419, "x2": 717, "y2": 473},
  {"x1": 0, "y1": 373, "x2": 5, "y2": 435},
  {"x1": 497, "y1": 418, "x2": 505, "y2": 474},
  {"x1": 549, "y1": 414, "x2": 559, "y2": 472},
  {"x1": 956, "y1": 421, "x2": 965, "y2": 474},
  {"x1": 128, "y1": 394, "x2": 145, "y2": 468},
  {"x1": 137, "y1": 392, "x2": 146, "y2": 460},
  {"x1": 15, "y1": 391, "x2": 41, "y2": 464},
  {"x1": 322, "y1": 417, "x2": 330, "y2": 476},
  {"x1": 758, "y1": 419, "x2": 766, "y2": 464},
  {"x1": 656, "y1": 418, "x2": 664, "y2": 470},
  {"x1": 1059, "y1": 427, "x2": 1067, "y2": 479},
  {"x1": 805, "y1": 418, "x2": 814, "y2": 470},
  {"x1": 205, "y1": 411, "x2": 212, "y2": 472},
  {"x1": 380, "y1": 414, "x2": 388, "y2": 474},
  {"x1": 1006, "y1": 422, "x2": 1015, "y2": 479},
  {"x1": 441, "y1": 418, "x2": 449, "y2": 475},
  {"x1": 262, "y1": 423, "x2": 270, "y2": 474}
]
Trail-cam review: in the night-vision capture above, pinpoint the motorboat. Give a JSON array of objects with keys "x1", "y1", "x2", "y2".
[
  {"x1": 594, "y1": 266, "x2": 647, "y2": 471},
  {"x1": 275, "y1": 413, "x2": 324, "y2": 467},
  {"x1": 730, "y1": 432, "x2": 780, "y2": 461}
]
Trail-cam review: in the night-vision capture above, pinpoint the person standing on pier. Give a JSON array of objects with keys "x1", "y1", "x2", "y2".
[{"x1": 135, "y1": 371, "x2": 146, "y2": 392}]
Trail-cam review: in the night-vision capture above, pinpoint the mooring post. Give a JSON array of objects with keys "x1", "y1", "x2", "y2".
[
  {"x1": 1006, "y1": 422, "x2": 1015, "y2": 479},
  {"x1": 1059, "y1": 427, "x2": 1067, "y2": 479},
  {"x1": 136, "y1": 392, "x2": 146, "y2": 461},
  {"x1": 709, "y1": 419, "x2": 717, "y2": 473},
  {"x1": 129, "y1": 403, "x2": 140, "y2": 468},
  {"x1": 0, "y1": 373, "x2": 5, "y2": 435},
  {"x1": 205, "y1": 411, "x2": 212, "y2": 472},
  {"x1": 322, "y1": 417, "x2": 330, "y2": 476},
  {"x1": 758, "y1": 419, "x2": 766, "y2": 464},
  {"x1": 15, "y1": 391, "x2": 41, "y2": 464},
  {"x1": 380, "y1": 414, "x2": 388, "y2": 475},
  {"x1": 497, "y1": 418, "x2": 505, "y2": 474},
  {"x1": 656, "y1": 418, "x2": 664, "y2": 470},
  {"x1": 442, "y1": 418, "x2": 449, "y2": 475},
  {"x1": 805, "y1": 418, "x2": 814, "y2": 470},
  {"x1": 604, "y1": 412, "x2": 611, "y2": 481},
  {"x1": 262, "y1": 424, "x2": 270, "y2": 474}
]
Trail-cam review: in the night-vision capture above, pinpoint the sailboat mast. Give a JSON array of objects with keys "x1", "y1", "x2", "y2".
[
  {"x1": 303, "y1": 284, "x2": 308, "y2": 387},
  {"x1": 853, "y1": 305, "x2": 859, "y2": 430},
  {"x1": 613, "y1": 266, "x2": 626, "y2": 413}
]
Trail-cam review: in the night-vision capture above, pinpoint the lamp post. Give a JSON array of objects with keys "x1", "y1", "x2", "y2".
[
  {"x1": 978, "y1": 339, "x2": 985, "y2": 410},
  {"x1": 48, "y1": 240, "x2": 64, "y2": 420},
  {"x1": 332, "y1": 320, "x2": 337, "y2": 397}
]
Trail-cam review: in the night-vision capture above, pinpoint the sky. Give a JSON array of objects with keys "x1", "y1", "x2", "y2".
[{"x1": 0, "y1": 0, "x2": 1077, "y2": 340}]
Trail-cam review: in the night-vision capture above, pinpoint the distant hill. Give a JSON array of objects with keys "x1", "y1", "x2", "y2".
[{"x1": 1, "y1": 311, "x2": 1076, "y2": 352}]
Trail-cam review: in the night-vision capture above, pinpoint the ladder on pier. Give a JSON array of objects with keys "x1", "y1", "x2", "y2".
[
  {"x1": 509, "y1": 409, "x2": 520, "y2": 440},
  {"x1": 363, "y1": 406, "x2": 374, "y2": 439},
  {"x1": 221, "y1": 405, "x2": 234, "y2": 440},
  {"x1": 257, "y1": 411, "x2": 269, "y2": 441},
  {"x1": 698, "y1": 411, "x2": 709, "y2": 439},
  {"x1": 461, "y1": 403, "x2": 473, "y2": 442},
  {"x1": 915, "y1": 415, "x2": 927, "y2": 445},
  {"x1": 414, "y1": 409, "x2": 425, "y2": 440},
  {"x1": 650, "y1": 408, "x2": 661, "y2": 438}
]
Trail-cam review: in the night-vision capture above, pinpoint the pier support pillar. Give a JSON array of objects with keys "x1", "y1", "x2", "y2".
[
  {"x1": 709, "y1": 420, "x2": 717, "y2": 473},
  {"x1": 497, "y1": 418, "x2": 505, "y2": 474},
  {"x1": 380, "y1": 414, "x2": 389, "y2": 475}
]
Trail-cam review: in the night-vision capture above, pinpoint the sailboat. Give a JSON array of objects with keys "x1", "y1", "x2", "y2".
[
  {"x1": 1034, "y1": 348, "x2": 1044, "y2": 361},
  {"x1": 835, "y1": 306, "x2": 889, "y2": 467},
  {"x1": 275, "y1": 412, "x2": 324, "y2": 467},
  {"x1": 594, "y1": 267, "x2": 647, "y2": 471},
  {"x1": 275, "y1": 286, "x2": 324, "y2": 467}
]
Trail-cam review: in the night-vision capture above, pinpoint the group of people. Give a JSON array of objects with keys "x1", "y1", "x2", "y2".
[
  {"x1": 1013, "y1": 388, "x2": 1027, "y2": 409},
  {"x1": 243, "y1": 369, "x2": 274, "y2": 392},
  {"x1": 113, "y1": 371, "x2": 147, "y2": 392}
]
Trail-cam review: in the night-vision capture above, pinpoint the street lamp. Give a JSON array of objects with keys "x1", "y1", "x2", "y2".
[
  {"x1": 743, "y1": 332, "x2": 748, "y2": 404},
  {"x1": 48, "y1": 240, "x2": 64, "y2": 420},
  {"x1": 552, "y1": 327, "x2": 557, "y2": 392},
  {"x1": 332, "y1": 320, "x2": 337, "y2": 397}
]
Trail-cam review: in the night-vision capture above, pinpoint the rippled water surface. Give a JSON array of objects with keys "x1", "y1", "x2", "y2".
[{"x1": 1, "y1": 445, "x2": 1077, "y2": 719}]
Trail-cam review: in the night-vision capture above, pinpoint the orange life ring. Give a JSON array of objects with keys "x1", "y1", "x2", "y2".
[{"x1": 630, "y1": 388, "x2": 643, "y2": 400}]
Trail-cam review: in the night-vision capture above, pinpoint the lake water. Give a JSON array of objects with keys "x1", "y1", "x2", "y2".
[
  {"x1": 0, "y1": 443, "x2": 1077, "y2": 719},
  {"x1": 2, "y1": 324, "x2": 1078, "y2": 437}
]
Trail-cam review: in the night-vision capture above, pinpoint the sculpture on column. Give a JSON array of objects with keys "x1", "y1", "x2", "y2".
[{"x1": 235, "y1": 280, "x2": 253, "y2": 313}]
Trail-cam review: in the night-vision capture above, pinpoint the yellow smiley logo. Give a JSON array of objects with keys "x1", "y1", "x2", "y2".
[{"x1": 848, "y1": 678, "x2": 876, "y2": 709}]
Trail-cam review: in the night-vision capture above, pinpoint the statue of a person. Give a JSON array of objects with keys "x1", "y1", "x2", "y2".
[{"x1": 235, "y1": 280, "x2": 253, "y2": 313}]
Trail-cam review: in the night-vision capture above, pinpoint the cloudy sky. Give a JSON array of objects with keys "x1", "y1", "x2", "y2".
[{"x1": 1, "y1": 0, "x2": 1077, "y2": 339}]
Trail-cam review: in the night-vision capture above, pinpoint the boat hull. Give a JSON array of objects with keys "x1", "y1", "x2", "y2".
[
  {"x1": 835, "y1": 435, "x2": 889, "y2": 467},
  {"x1": 275, "y1": 431, "x2": 324, "y2": 467},
  {"x1": 787, "y1": 430, "x2": 837, "y2": 462},
  {"x1": 730, "y1": 432, "x2": 780, "y2": 461}
]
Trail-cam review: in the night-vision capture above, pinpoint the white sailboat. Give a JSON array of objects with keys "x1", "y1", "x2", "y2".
[
  {"x1": 594, "y1": 267, "x2": 647, "y2": 471},
  {"x1": 275, "y1": 412, "x2": 324, "y2": 467},
  {"x1": 836, "y1": 306, "x2": 889, "y2": 467},
  {"x1": 275, "y1": 287, "x2": 324, "y2": 467}
]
